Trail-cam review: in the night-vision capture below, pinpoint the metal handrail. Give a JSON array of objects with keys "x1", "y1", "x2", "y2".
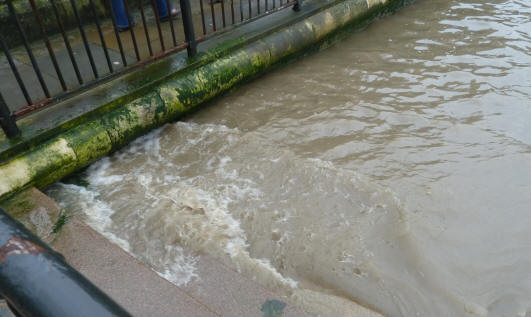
[{"x1": 0, "y1": 207, "x2": 132, "y2": 317}]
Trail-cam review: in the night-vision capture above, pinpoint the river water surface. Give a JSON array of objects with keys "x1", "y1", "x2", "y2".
[{"x1": 47, "y1": 0, "x2": 531, "y2": 316}]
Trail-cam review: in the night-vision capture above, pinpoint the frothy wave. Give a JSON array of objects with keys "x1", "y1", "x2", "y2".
[{"x1": 48, "y1": 121, "x2": 461, "y2": 316}]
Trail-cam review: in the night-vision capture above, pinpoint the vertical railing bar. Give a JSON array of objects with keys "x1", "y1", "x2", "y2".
[
  {"x1": 293, "y1": 0, "x2": 301, "y2": 11},
  {"x1": 220, "y1": 0, "x2": 226, "y2": 28},
  {"x1": 89, "y1": 0, "x2": 114, "y2": 73},
  {"x1": 199, "y1": 0, "x2": 207, "y2": 35},
  {"x1": 69, "y1": 0, "x2": 99, "y2": 78},
  {"x1": 151, "y1": 0, "x2": 166, "y2": 51},
  {"x1": 0, "y1": 93, "x2": 20, "y2": 139},
  {"x1": 240, "y1": 0, "x2": 243, "y2": 22},
  {"x1": 122, "y1": 0, "x2": 141, "y2": 61},
  {"x1": 231, "y1": 0, "x2": 235, "y2": 25},
  {"x1": 164, "y1": 0, "x2": 177, "y2": 47},
  {"x1": 210, "y1": 0, "x2": 217, "y2": 31},
  {"x1": 108, "y1": 2, "x2": 128, "y2": 67},
  {"x1": 257, "y1": 0, "x2": 260, "y2": 15},
  {"x1": 0, "y1": 35, "x2": 31, "y2": 105},
  {"x1": 265, "y1": 0, "x2": 268, "y2": 12},
  {"x1": 273, "y1": 0, "x2": 275, "y2": 9},
  {"x1": 28, "y1": 0, "x2": 67, "y2": 91},
  {"x1": 50, "y1": 0, "x2": 83, "y2": 85},
  {"x1": 179, "y1": 0, "x2": 197, "y2": 57},
  {"x1": 248, "y1": 0, "x2": 251, "y2": 19},
  {"x1": 6, "y1": 0, "x2": 50, "y2": 97},
  {"x1": 138, "y1": 0, "x2": 153, "y2": 56}
]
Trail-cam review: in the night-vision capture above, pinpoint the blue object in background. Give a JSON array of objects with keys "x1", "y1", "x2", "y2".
[{"x1": 111, "y1": 0, "x2": 171, "y2": 29}]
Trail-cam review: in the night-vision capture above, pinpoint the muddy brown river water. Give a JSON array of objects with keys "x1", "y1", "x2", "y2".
[{"x1": 48, "y1": 0, "x2": 531, "y2": 315}]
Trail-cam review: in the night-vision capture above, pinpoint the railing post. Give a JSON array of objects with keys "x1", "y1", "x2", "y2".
[
  {"x1": 179, "y1": 0, "x2": 197, "y2": 57},
  {"x1": 293, "y1": 0, "x2": 302, "y2": 11},
  {"x1": 0, "y1": 94, "x2": 20, "y2": 139}
]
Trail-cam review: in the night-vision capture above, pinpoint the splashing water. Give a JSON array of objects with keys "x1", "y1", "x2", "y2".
[{"x1": 49, "y1": 0, "x2": 531, "y2": 315}]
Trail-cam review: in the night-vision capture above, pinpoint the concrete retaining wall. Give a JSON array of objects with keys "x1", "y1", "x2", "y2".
[{"x1": 0, "y1": 0, "x2": 403, "y2": 201}]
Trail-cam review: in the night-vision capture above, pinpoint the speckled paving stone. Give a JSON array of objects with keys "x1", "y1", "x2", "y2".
[
  {"x1": 53, "y1": 220, "x2": 218, "y2": 317},
  {"x1": 182, "y1": 255, "x2": 311, "y2": 317},
  {"x1": 0, "y1": 187, "x2": 63, "y2": 244}
]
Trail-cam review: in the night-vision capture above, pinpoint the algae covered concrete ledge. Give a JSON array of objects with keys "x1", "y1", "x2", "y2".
[{"x1": 0, "y1": 0, "x2": 406, "y2": 200}]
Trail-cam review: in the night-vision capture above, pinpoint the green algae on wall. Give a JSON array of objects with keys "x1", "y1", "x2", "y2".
[
  {"x1": 0, "y1": 187, "x2": 66, "y2": 242},
  {"x1": 0, "y1": 0, "x2": 403, "y2": 200},
  {"x1": 0, "y1": 120, "x2": 111, "y2": 197},
  {"x1": 0, "y1": 189, "x2": 34, "y2": 219}
]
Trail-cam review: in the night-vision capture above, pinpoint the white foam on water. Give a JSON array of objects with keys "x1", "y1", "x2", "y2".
[
  {"x1": 48, "y1": 109, "x2": 531, "y2": 317},
  {"x1": 48, "y1": 183, "x2": 131, "y2": 252},
  {"x1": 48, "y1": 123, "x2": 299, "y2": 290},
  {"x1": 48, "y1": 122, "x2": 434, "y2": 316},
  {"x1": 158, "y1": 244, "x2": 198, "y2": 286},
  {"x1": 48, "y1": 181, "x2": 202, "y2": 286}
]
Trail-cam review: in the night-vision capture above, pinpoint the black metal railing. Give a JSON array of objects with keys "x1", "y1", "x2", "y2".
[
  {"x1": 0, "y1": 207, "x2": 132, "y2": 317},
  {"x1": 0, "y1": 0, "x2": 301, "y2": 139}
]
